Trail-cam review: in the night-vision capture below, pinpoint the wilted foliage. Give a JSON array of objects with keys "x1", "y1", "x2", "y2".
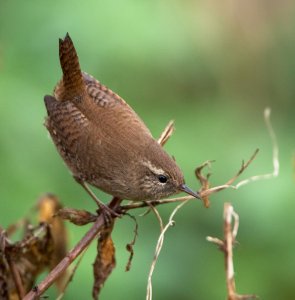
[{"x1": 0, "y1": 194, "x2": 68, "y2": 299}]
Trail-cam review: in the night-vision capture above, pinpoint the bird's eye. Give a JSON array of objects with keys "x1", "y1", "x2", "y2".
[{"x1": 158, "y1": 175, "x2": 168, "y2": 183}]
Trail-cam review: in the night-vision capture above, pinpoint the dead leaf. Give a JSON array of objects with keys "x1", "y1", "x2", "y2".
[
  {"x1": 92, "y1": 223, "x2": 116, "y2": 300},
  {"x1": 0, "y1": 194, "x2": 69, "y2": 298},
  {"x1": 2, "y1": 223, "x2": 54, "y2": 298},
  {"x1": 56, "y1": 207, "x2": 97, "y2": 226},
  {"x1": 195, "y1": 161, "x2": 214, "y2": 208}
]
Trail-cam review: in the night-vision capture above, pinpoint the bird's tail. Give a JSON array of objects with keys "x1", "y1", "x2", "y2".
[{"x1": 55, "y1": 33, "x2": 86, "y2": 102}]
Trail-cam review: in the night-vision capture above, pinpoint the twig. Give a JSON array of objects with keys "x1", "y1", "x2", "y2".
[
  {"x1": 125, "y1": 213, "x2": 139, "y2": 272},
  {"x1": 56, "y1": 246, "x2": 89, "y2": 300},
  {"x1": 206, "y1": 108, "x2": 278, "y2": 192},
  {"x1": 157, "y1": 120, "x2": 174, "y2": 146},
  {"x1": 146, "y1": 200, "x2": 189, "y2": 300},
  {"x1": 146, "y1": 205, "x2": 163, "y2": 300},
  {"x1": 120, "y1": 196, "x2": 193, "y2": 211},
  {"x1": 224, "y1": 203, "x2": 237, "y2": 300},
  {"x1": 233, "y1": 108, "x2": 279, "y2": 188},
  {"x1": 207, "y1": 203, "x2": 257, "y2": 300}
]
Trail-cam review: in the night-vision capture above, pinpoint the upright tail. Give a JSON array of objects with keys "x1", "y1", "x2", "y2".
[{"x1": 55, "y1": 33, "x2": 86, "y2": 102}]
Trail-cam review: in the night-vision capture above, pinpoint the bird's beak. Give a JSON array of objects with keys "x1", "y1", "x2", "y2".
[{"x1": 179, "y1": 184, "x2": 200, "y2": 199}]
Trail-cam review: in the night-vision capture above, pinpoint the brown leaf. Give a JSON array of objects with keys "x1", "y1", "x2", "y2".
[
  {"x1": 195, "y1": 161, "x2": 214, "y2": 208},
  {"x1": 92, "y1": 223, "x2": 116, "y2": 300},
  {"x1": 4, "y1": 223, "x2": 54, "y2": 297},
  {"x1": 0, "y1": 194, "x2": 69, "y2": 298},
  {"x1": 56, "y1": 207, "x2": 97, "y2": 226}
]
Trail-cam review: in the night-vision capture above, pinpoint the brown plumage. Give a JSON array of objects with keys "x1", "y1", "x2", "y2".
[{"x1": 44, "y1": 33, "x2": 199, "y2": 204}]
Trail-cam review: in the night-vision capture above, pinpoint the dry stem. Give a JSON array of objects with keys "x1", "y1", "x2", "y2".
[
  {"x1": 230, "y1": 108, "x2": 279, "y2": 189},
  {"x1": 56, "y1": 246, "x2": 89, "y2": 300},
  {"x1": 157, "y1": 120, "x2": 174, "y2": 147},
  {"x1": 146, "y1": 201, "x2": 189, "y2": 300},
  {"x1": 207, "y1": 203, "x2": 257, "y2": 300}
]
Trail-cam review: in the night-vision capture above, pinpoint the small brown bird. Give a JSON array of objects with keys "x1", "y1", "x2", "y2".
[{"x1": 44, "y1": 33, "x2": 199, "y2": 212}]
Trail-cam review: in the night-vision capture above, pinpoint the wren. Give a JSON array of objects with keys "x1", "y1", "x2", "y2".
[{"x1": 44, "y1": 33, "x2": 199, "y2": 212}]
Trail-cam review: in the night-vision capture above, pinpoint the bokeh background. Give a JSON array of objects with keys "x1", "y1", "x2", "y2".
[{"x1": 1, "y1": 0, "x2": 295, "y2": 299}]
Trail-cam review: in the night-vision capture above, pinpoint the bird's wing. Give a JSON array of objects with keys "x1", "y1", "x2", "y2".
[
  {"x1": 44, "y1": 95, "x2": 90, "y2": 167},
  {"x1": 82, "y1": 72, "x2": 127, "y2": 108},
  {"x1": 44, "y1": 95, "x2": 140, "y2": 179}
]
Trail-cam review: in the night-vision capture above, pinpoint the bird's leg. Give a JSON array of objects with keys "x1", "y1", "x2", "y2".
[{"x1": 73, "y1": 176, "x2": 121, "y2": 218}]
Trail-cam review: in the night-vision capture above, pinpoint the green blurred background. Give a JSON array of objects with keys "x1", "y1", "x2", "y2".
[{"x1": 0, "y1": 0, "x2": 294, "y2": 299}]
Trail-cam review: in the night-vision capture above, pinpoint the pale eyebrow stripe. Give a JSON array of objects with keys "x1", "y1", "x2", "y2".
[{"x1": 142, "y1": 160, "x2": 166, "y2": 175}]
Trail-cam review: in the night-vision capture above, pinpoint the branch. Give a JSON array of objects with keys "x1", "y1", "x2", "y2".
[
  {"x1": 207, "y1": 203, "x2": 257, "y2": 300},
  {"x1": 230, "y1": 107, "x2": 279, "y2": 188},
  {"x1": 56, "y1": 245, "x2": 88, "y2": 300}
]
